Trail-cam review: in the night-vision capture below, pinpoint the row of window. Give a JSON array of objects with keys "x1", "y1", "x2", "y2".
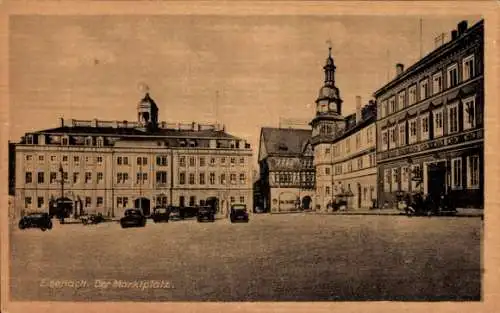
[
  {"x1": 115, "y1": 171, "x2": 248, "y2": 185},
  {"x1": 25, "y1": 154, "x2": 104, "y2": 164},
  {"x1": 382, "y1": 155, "x2": 480, "y2": 192},
  {"x1": 380, "y1": 96, "x2": 477, "y2": 151},
  {"x1": 116, "y1": 155, "x2": 247, "y2": 167},
  {"x1": 323, "y1": 184, "x2": 376, "y2": 201},
  {"x1": 380, "y1": 53, "x2": 476, "y2": 118},
  {"x1": 322, "y1": 127, "x2": 375, "y2": 158},
  {"x1": 24, "y1": 195, "x2": 247, "y2": 209},
  {"x1": 270, "y1": 172, "x2": 315, "y2": 185},
  {"x1": 318, "y1": 153, "x2": 376, "y2": 177},
  {"x1": 24, "y1": 196, "x2": 103, "y2": 209},
  {"x1": 25, "y1": 171, "x2": 104, "y2": 184}
]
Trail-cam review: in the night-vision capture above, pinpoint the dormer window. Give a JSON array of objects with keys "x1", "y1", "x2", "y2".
[
  {"x1": 278, "y1": 143, "x2": 288, "y2": 151},
  {"x1": 96, "y1": 137, "x2": 104, "y2": 147},
  {"x1": 85, "y1": 136, "x2": 93, "y2": 146},
  {"x1": 26, "y1": 135, "x2": 34, "y2": 145},
  {"x1": 61, "y1": 135, "x2": 69, "y2": 146}
]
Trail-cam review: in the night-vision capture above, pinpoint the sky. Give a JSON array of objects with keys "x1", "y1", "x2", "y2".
[{"x1": 9, "y1": 14, "x2": 482, "y2": 166}]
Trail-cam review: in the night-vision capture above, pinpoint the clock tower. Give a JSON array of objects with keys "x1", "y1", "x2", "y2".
[{"x1": 309, "y1": 46, "x2": 345, "y2": 145}]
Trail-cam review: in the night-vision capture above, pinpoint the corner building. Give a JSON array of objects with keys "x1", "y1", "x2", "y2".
[
  {"x1": 14, "y1": 92, "x2": 253, "y2": 217},
  {"x1": 374, "y1": 20, "x2": 484, "y2": 208}
]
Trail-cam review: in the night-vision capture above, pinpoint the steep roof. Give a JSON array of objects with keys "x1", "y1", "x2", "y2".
[{"x1": 260, "y1": 127, "x2": 312, "y2": 157}]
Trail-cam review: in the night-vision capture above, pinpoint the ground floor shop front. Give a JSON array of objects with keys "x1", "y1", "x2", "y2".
[
  {"x1": 377, "y1": 142, "x2": 483, "y2": 209},
  {"x1": 15, "y1": 187, "x2": 253, "y2": 218}
]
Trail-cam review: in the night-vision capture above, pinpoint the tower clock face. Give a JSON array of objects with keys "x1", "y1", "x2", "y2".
[{"x1": 328, "y1": 102, "x2": 336, "y2": 111}]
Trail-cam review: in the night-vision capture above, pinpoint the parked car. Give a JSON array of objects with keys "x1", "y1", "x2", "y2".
[
  {"x1": 197, "y1": 206, "x2": 215, "y2": 222},
  {"x1": 18, "y1": 212, "x2": 53, "y2": 231},
  {"x1": 81, "y1": 213, "x2": 105, "y2": 225},
  {"x1": 120, "y1": 209, "x2": 147, "y2": 228},
  {"x1": 230, "y1": 204, "x2": 249, "y2": 223},
  {"x1": 151, "y1": 206, "x2": 170, "y2": 223},
  {"x1": 168, "y1": 206, "x2": 183, "y2": 221}
]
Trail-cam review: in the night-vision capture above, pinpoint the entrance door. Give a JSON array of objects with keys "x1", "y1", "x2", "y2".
[
  {"x1": 302, "y1": 196, "x2": 312, "y2": 210},
  {"x1": 357, "y1": 183, "x2": 362, "y2": 209},
  {"x1": 134, "y1": 197, "x2": 151, "y2": 216},
  {"x1": 179, "y1": 196, "x2": 185, "y2": 207},
  {"x1": 427, "y1": 162, "x2": 447, "y2": 201}
]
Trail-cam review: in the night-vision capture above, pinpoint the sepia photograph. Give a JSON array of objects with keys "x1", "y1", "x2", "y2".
[{"x1": 1, "y1": 1, "x2": 497, "y2": 311}]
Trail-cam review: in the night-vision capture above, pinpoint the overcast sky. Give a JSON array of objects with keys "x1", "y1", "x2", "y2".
[{"x1": 9, "y1": 14, "x2": 482, "y2": 163}]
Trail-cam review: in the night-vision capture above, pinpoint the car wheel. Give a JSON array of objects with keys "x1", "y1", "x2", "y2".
[
  {"x1": 47, "y1": 222, "x2": 53, "y2": 230},
  {"x1": 40, "y1": 227, "x2": 47, "y2": 231},
  {"x1": 18, "y1": 222, "x2": 25, "y2": 230}
]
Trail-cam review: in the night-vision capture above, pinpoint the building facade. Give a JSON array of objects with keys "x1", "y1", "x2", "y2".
[
  {"x1": 374, "y1": 20, "x2": 484, "y2": 208},
  {"x1": 257, "y1": 127, "x2": 315, "y2": 213},
  {"x1": 329, "y1": 100, "x2": 378, "y2": 210},
  {"x1": 14, "y1": 92, "x2": 253, "y2": 217}
]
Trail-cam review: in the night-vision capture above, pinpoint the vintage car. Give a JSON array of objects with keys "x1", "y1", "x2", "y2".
[
  {"x1": 18, "y1": 212, "x2": 53, "y2": 231},
  {"x1": 80, "y1": 213, "x2": 105, "y2": 225},
  {"x1": 230, "y1": 204, "x2": 249, "y2": 223},
  {"x1": 120, "y1": 209, "x2": 147, "y2": 228},
  {"x1": 168, "y1": 206, "x2": 183, "y2": 221},
  {"x1": 151, "y1": 206, "x2": 170, "y2": 223},
  {"x1": 197, "y1": 206, "x2": 215, "y2": 222}
]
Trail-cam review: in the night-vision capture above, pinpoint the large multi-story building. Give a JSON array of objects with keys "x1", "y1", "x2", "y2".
[
  {"x1": 309, "y1": 48, "x2": 378, "y2": 211},
  {"x1": 257, "y1": 127, "x2": 315, "y2": 212},
  {"x1": 374, "y1": 19, "x2": 484, "y2": 208},
  {"x1": 13, "y1": 92, "x2": 253, "y2": 217}
]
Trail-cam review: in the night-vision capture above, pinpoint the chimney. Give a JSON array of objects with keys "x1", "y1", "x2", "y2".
[
  {"x1": 396, "y1": 63, "x2": 404, "y2": 76},
  {"x1": 355, "y1": 96, "x2": 362, "y2": 123},
  {"x1": 60, "y1": 117, "x2": 64, "y2": 127},
  {"x1": 457, "y1": 20, "x2": 468, "y2": 35},
  {"x1": 451, "y1": 30, "x2": 458, "y2": 40}
]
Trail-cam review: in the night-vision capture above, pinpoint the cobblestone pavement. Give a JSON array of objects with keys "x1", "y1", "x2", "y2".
[{"x1": 9, "y1": 214, "x2": 482, "y2": 301}]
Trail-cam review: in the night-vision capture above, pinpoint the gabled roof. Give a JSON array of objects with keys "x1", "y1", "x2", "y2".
[
  {"x1": 31, "y1": 126, "x2": 241, "y2": 140},
  {"x1": 260, "y1": 127, "x2": 312, "y2": 157}
]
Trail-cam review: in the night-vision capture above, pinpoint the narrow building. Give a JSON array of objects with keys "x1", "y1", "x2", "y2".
[{"x1": 257, "y1": 127, "x2": 315, "y2": 213}]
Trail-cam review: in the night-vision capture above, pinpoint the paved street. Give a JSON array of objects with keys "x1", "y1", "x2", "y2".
[{"x1": 9, "y1": 214, "x2": 482, "y2": 301}]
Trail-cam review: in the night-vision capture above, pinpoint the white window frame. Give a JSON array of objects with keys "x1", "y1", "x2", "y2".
[
  {"x1": 389, "y1": 96, "x2": 396, "y2": 115},
  {"x1": 408, "y1": 118, "x2": 418, "y2": 144},
  {"x1": 462, "y1": 54, "x2": 475, "y2": 81},
  {"x1": 384, "y1": 169, "x2": 391, "y2": 192},
  {"x1": 447, "y1": 102, "x2": 459, "y2": 134},
  {"x1": 389, "y1": 125, "x2": 397, "y2": 150},
  {"x1": 398, "y1": 91, "x2": 406, "y2": 110},
  {"x1": 467, "y1": 155, "x2": 480, "y2": 189},
  {"x1": 381, "y1": 129, "x2": 388, "y2": 151},
  {"x1": 451, "y1": 157, "x2": 463, "y2": 190},
  {"x1": 409, "y1": 85, "x2": 417, "y2": 106},
  {"x1": 391, "y1": 168, "x2": 399, "y2": 191},
  {"x1": 463, "y1": 96, "x2": 476, "y2": 130},
  {"x1": 420, "y1": 114, "x2": 430, "y2": 141},
  {"x1": 381, "y1": 100, "x2": 388, "y2": 118},
  {"x1": 401, "y1": 166, "x2": 409, "y2": 191},
  {"x1": 419, "y1": 78, "x2": 429, "y2": 101},
  {"x1": 399, "y1": 122, "x2": 406, "y2": 146},
  {"x1": 433, "y1": 109, "x2": 444, "y2": 138},
  {"x1": 447, "y1": 63, "x2": 459, "y2": 88},
  {"x1": 432, "y1": 72, "x2": 443, "y2": 95}
]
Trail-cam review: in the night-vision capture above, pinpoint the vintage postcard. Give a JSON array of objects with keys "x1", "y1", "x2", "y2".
[{"x1": 1, "y1": 1, "x2": 498, "y2": 312}]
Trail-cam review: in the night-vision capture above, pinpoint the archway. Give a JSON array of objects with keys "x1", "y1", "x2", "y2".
[
  {"x1": 302, "y1": 196, "x2": 312, "y2": 210},
  {"x1": 134, "y1": 197, "x2": 151, "y2": 216}
]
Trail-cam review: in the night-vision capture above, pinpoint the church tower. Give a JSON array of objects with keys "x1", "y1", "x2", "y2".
[
  {"x1": 309, "y1": 46, "x2": 345, "y2": 144},
  {"x1": 137, "y1": 90, "x2": 159, "y2": 131}
]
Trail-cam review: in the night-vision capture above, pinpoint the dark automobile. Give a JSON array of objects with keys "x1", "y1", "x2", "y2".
[
  {"x1": 120, "y1": 209, "x2": 147, "y2": 228},
  {"x1": 197, "y1": 206, "x2": 215, "y2": 222},
  {"x1": 168, "y1": 206, "x2": 183, "y2": 221},
  {"x1": 230, "y1": 204, "x2": 249, "y2": 223},
  {"x1": 81, "y1": 213, "x2": 105, "y2": 225},
  {"x1": 18, "y1": 212, "x2": 53, "y2": 231},
  {"x1": 151, "y1": 206, "x2": 170, "y2": 223}
]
